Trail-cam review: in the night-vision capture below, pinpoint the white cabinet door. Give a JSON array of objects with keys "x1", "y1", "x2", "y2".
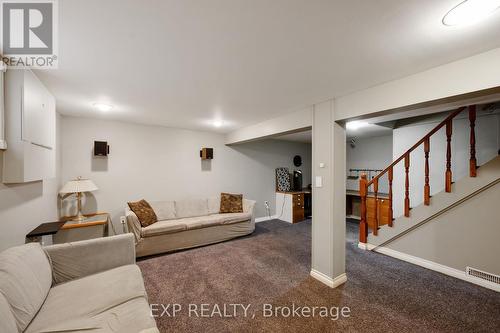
[
  {"x1": 22, "y1": 70, "x2": 54, "y2": 149},
  {"x1": 3, "y1": 69, "x2": 56, "y2": 183}
]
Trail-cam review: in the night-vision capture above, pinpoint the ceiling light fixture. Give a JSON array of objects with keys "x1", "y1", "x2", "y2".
[
  {"x1": 346, "y1": 121, "x2": 369, "y2": 131},
  {"x1": 92, "y1": 103, "x2": 114, "y2": 112},
  {"x1": 443, "y1": 0, "x2": 500, "y2": 26},
  {"x1": 213, "y1": 120, "x2": 224, "y2": 127}
]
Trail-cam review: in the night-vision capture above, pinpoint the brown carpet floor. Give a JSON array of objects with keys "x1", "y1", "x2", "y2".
[{"x1": 137, "y1": 219, "x2": 500, "y2": 333}]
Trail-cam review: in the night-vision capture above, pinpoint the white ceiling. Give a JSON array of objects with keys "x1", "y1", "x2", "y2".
[{"x1": 36, "y1": 0, "x2": 500, "y2": 133}]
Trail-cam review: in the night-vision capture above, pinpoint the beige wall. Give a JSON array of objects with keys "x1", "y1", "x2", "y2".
[
  {"x1": 60, "y1": 116, "x2": 311, "y2": 231},
  {"x1": 387, "y1": 181, "x2": 500, "y2": 275},
  {"x1": 0, "y1": 114, "x2": 61, "y2": 252}
]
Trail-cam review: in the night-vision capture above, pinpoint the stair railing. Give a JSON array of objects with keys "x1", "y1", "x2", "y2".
[{"x1": 359, "y1": 105, "x2": 477, "y2": 243}]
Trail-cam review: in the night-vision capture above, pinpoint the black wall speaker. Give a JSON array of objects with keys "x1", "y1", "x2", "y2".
[
  {"x1": 94, "y1": 141, "x2": 109, "y2": 156},
  {"x1": 200, "y1": 148, "x2": 213, "y2": 160},
  {"x1": 293, "y1": 155, "x2": 302, "y2": 167}
]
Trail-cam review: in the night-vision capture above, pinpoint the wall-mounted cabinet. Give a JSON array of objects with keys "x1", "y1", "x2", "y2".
[{"x1": 2, "y1": 69, "x2": 56, "y2": 183}]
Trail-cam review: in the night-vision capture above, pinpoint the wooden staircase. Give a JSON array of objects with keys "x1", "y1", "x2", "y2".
[{"x1": 358, "y1": 105, "x2": 481, "y2": 245}]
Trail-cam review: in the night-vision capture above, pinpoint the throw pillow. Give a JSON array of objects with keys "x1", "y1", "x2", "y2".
[
  {"x1": 219, "y1": 193, "x2": 243, "y2": 213},
  {"x1": 128, "y1": 199, "x2": 158, "y2": 227}
]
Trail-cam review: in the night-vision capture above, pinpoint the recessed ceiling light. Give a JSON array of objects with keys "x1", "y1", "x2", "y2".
[
  {"x1": 443, "y1": 0, "x2": 500, "y2": 26},
  {"x1": 346, "y1": 121, "x2": 369, "y2": 130},
  {"x1": 213, "y1": 120, "x2": 224, "y2": 127},
  {"x1": 92, "y1": 103, "x2": 114, "y2": 112}
]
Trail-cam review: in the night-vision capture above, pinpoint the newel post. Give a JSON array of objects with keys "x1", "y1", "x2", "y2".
[
  {"x1": 445, "y1": 119, "x2": 453, "y2": 192},
  {"x1": 404, "y1": 154, "x2": 410, "y2": 217},
  {"x1": 424, "y1": 137, "x2": 431, "y2": 205},
  {"x1": 373, "y1": 177, "x2": 379, "y2": 236},
  {"x1": 359, "y1": 174, "x2": 368, "y2": 244},
  {"x1": 469, "y1": 105, "x2": 477, "y2": 177},
  {"x1": 388, "y1": 166, "x2": 393, "y2": 227}
]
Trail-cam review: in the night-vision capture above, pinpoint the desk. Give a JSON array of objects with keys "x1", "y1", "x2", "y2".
[
  {"x1": 346, "y1": 190, "x2": 389, "y2": 218},
  {"x1": 276, "y1": 191, "x2": 310, "y2": 223},
  {"x1": 346, "y1": 190, "x2": 391, "y2": 230}
]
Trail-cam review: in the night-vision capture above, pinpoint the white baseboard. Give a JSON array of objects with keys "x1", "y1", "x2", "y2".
[
  {"x1": 369, "y1": 245, "x2": 499, "y2": 292},
  {"x1": 310, "y1": 270, "x2": 347, "y2": 289},
  {"x1": 255, "y1": 215, "x2": 278, "y2": 223}
]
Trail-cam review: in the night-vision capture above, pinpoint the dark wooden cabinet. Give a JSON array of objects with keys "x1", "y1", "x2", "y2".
[
  {"x1": 292, "y1": 193, "x2": 305, "y2": 223},
  {"x1": 366, "y1": 197, "x2": 391, "y2": 231}
]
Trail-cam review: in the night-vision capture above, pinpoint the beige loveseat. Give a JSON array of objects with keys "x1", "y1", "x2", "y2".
[
  {"x1": 0, "y1": 234, "x2": 158, "y2": 333},
  {"x1": 126, "y1": 197, "x2": 256, "y2": 257}
]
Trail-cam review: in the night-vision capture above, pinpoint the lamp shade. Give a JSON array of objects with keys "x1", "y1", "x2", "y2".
[{"x1": 59, "y1": 178, "x2": 98, "y2": 194}]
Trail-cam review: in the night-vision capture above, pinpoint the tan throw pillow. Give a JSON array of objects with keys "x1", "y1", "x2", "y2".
[
  {"x1": 128, "y1": 199, "x2": 158, "y2": 227},
  {"x1": 219, "y1": 193, "x2": 243, "y2": 213}
]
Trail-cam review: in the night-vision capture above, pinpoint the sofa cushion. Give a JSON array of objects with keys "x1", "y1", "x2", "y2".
[
  {"x1": 175, "y1": 198, "x2": 208, "y2": 218},
  {"x1": 0, "y1": 294, "x2": 17, "y2": 333},
  {"x1": 207, "y1": 197, "x2": 220, "y2": 215},
  {"x1": 128, "y1": 199, "x2": 158, "y2": 227},
  {"x1": 0, "y1": 242, "x2": 52, "y2": 332},
  {"x1": 180, "y1": 215, "x2": 223, "y2": 230},
  {"x1": 181, "y1": 213, "x2": 252, "y2": 230},
  {"x1": 144, "y1": 213, "x2": 253, "y2": 237},
  {"x1": 215, "y1": 212, "x2": 252, "y2": 225},
  {"x1": 149, "y1": 201, "x2": 176, "y2": 221},
  {"x1": 25, "y1": 264, "x2": 156, "y2": 333},
  {"x1": 220, "y1": 193, "x2": 243, "y2": 213},
  {"x1": 141, "y1": 219, "x2": 187, "y2": 237}
]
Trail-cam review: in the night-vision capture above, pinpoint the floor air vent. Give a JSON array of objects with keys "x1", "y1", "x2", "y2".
[{"x1": 466, "y1": 267, "x2": 500, "y2": 285}]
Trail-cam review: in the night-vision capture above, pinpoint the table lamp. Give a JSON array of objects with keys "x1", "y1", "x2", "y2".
[{"x1": 59, "y1": 177, "x2": 98, "y2": 222}]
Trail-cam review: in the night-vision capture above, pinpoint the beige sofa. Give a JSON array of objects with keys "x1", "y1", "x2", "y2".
[
  {"x1": 126, "y1": 197, "x2": 256, "y2": 257},
  {"x1": 0, "y1": 234, "x2": 158, "y2": 333}
]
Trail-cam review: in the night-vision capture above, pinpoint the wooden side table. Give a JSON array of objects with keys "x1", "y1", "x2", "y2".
[{"x1": 53, "y1": 212, "x2": 114, "y2": 244}]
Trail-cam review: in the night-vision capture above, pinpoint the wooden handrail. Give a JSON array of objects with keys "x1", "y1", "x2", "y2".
[
  {"x1": 366, "y1": 107, "x2": 466, "y2": 187},
  {"x1": 358, "y1": 105, "x2": 477, "y2": 244}
]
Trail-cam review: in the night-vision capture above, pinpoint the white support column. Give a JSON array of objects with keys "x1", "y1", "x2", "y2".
[{"x1": 311, "y1": 100, "x2": 347, "y2": 288}]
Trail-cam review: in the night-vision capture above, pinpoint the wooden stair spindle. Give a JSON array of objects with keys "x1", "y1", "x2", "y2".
[
  {"x1": 388, "y1": 166, "x2": 393, "y2": 227},
  {"x1": 404, "y1": 154, "x2": 410, "y2": 217},
  {"x1": 445, "y1": 120, "x2": 453, "y2": 192},
  {"x1": 373, "y1": 177, "x2": 379, "y2": 236},
  {"x1": 469, "y1": 105, "x2": 477, "y2": 177},
  {"x1": 359, "y1": 174, "x2": 368, "y2": 243},
  {"x1": 355, "y1": 106, "x2": 471, "y2": 247},
  {"x1": 424, "y1": 137, "x2": 430, "y2": 205}
]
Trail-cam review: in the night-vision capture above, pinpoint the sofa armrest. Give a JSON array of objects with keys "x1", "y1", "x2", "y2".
[
  {"x1": 243, "y1": 199, "x2": 256, "y2": 223},
  {"x1": 140, "y1": 328, "x2": 160, "y2": 333},
  {"x1": 126, "y1": 207, "x2": 143, "y2": 243},
  {"x1": 44, "y1": 234, "x2": 136, "y2": 285}
]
